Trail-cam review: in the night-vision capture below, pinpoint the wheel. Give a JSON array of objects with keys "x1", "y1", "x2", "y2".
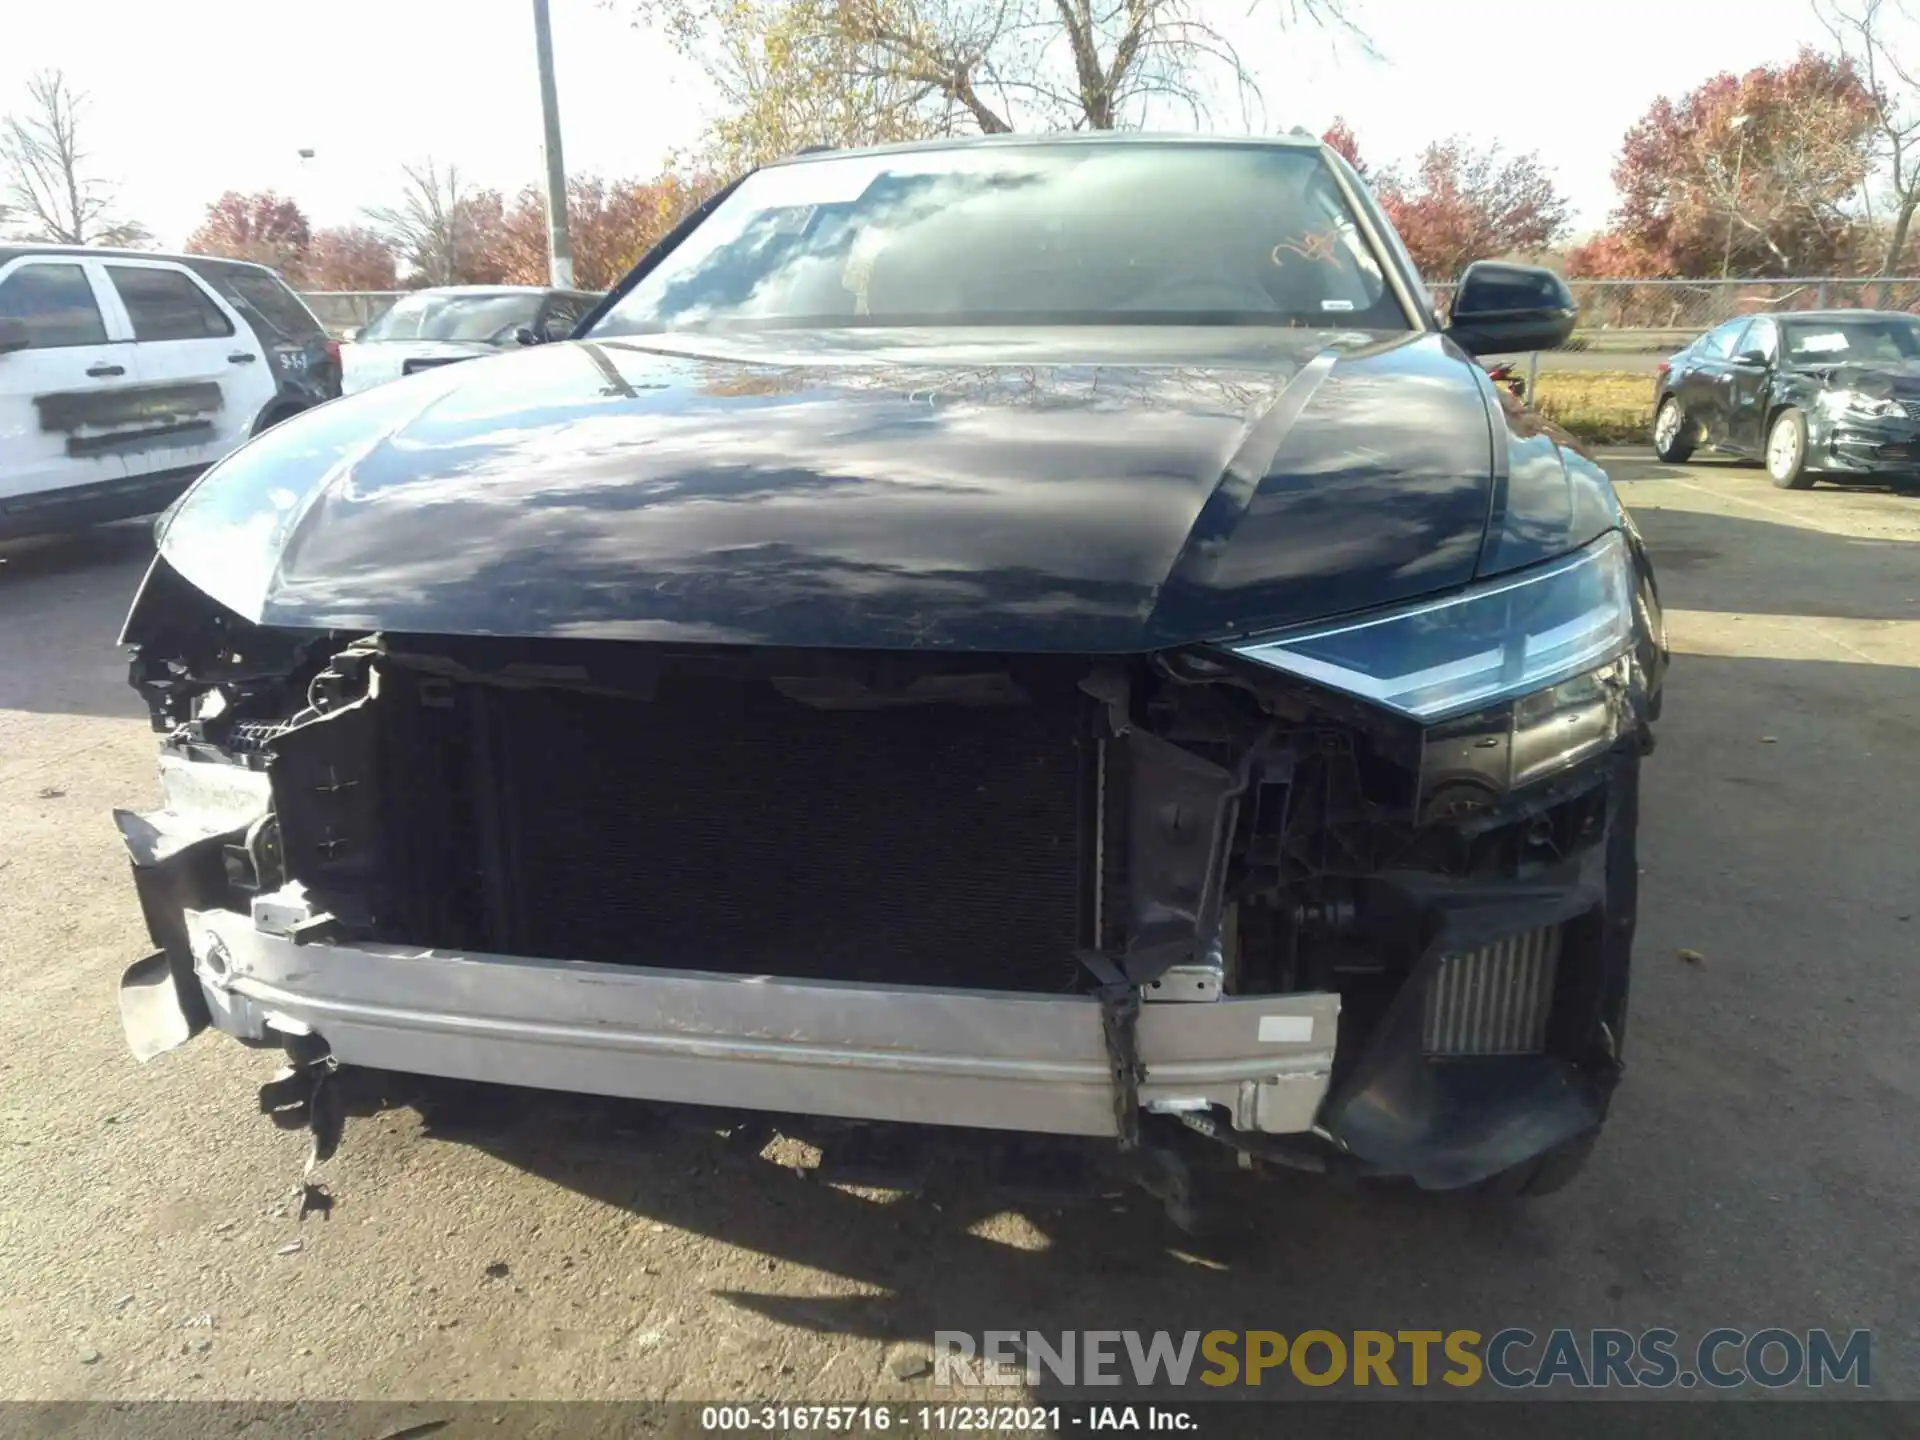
[
  {"x1": 1651, "y1": 395, "x2": 1694, "y2": 462},
  {"x1": 1766, "y1": 408, "x2": 1814, "y2": 489},
  {"x1": 253, "y1": 403, "x2": 305, "y2": 437},
  {"x1": 1477, "y1": 1129, "x2": 1601, "y2": 1198}
]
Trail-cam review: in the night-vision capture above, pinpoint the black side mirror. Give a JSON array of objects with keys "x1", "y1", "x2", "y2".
[
  {"x1": 1444, "y1": 261, "x2": 1578, "y2": 357},
  {"x1": 0, "y1": 317, "x2": 31, "y2": 355},
  {"x1": 513, "y1": 326, "x2": 541, "y2": 346},
  {"x1": 1735, "y1": 347, "x2": 1771, "y2": 367}
]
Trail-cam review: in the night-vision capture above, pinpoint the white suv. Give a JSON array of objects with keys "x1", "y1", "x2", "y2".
[{"x1": 0, "y1": 245, "x2": 341, "y2": 540}]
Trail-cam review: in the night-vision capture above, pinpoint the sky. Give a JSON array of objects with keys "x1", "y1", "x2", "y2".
[{"x1": 0, "y1": 0, "x2": 1854, "y2": 253}]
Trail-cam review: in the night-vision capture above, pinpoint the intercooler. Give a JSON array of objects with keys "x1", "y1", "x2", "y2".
[
  {"x1": 436, "y1": 675, "x2": 1099, "y2": 992},
  {"x1": 1420, "y1": 925, "x2": 1562, "y2": 1057}
]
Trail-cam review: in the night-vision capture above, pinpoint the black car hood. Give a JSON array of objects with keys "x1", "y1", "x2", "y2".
[{"x1": 151, "y1": 329, "x2": 1497, "y2": 652}]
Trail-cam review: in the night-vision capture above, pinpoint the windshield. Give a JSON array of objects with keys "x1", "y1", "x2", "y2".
[
  {"x1": 1782, "y1": 316, "x2": 1920, "y2": 364},
  {"x1": 586, "y1": 142, "x2": 1405, "y2": 336},
  {"x1": 359, "y1": 292, "x2": 543, "y2": 343}
]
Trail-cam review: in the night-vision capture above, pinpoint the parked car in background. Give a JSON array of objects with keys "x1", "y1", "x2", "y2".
[
  {"x1": 1652, "y1": 309, "x2": 1920, "y2": 493},
  {"x1": 117, "y1": 134, "x2": 1664, "y2": 1211},
  {"x1": 340, "y1": 285, "x2": 601, "y2": 395},
  {"x1": 0, "y1": 246, "x2": 339, "y2": 539}
]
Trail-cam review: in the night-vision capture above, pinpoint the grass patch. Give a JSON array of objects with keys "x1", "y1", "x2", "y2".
[{"x1": 1529, "y1": 371, "x2": 1655, "y2": 446}]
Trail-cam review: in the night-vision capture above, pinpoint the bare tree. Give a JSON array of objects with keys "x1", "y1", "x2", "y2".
[
  {"x1": 1817, "y1": 0, "x2": 1920, "y2": 273},
  {"x1": 364, "y1": 160, "x2": 508, "y2": 285},
  {"x1": 0, "y1": 70, "x2": 150, "y2": 246},
  {"x1": 696, "y1": 0, "x2": 960, "y2": 172},
  {"x1": 630, "y1": 0, "x2": 1368, "y2": 171}
]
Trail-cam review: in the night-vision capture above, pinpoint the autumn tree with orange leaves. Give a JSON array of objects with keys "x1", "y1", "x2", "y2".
[
  {"x1": 185, "y1": 190, "x2": 312, "y2": 273},
  {"x1": 480, "y1": 173, "x2": 723, "y2": 289},
  {"x1": 1570, "y1": 49, "x2": 1879, "y2": 278},
  {"x1": 301, "y1": 226, "x2": 400, "y2": 290},
  {"x1": 1319, "y1": 122, "x2": 1570, "y2": 279}
]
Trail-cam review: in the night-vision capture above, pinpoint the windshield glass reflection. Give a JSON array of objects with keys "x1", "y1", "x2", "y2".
[{"x1": 588, "y1": 142, "x2": 1406, "y2": 335}]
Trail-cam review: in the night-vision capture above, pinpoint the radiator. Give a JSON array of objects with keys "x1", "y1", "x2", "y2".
[{"x1": 466, "y1": 677, "x2": 1096, "y2": 992}]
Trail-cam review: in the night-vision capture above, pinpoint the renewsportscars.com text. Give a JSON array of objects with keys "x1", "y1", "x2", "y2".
[{"x1": 934, "y1": 1328, "x2": 1871, "y2": 1390}]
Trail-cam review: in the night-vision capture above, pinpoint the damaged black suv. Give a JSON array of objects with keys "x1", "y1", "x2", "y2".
[{"x1": 114, "y1": 134, "x2": 1665, "y2": 1208}]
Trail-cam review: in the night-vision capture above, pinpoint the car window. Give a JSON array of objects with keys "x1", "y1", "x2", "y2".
[
  {"x1": 1781, "y1": 316, "x2": 1920, "y2": 363},
  {"x1": 1741, "y1": 318, "x2": 1779, "y2": 362},
  {"x1": 587, "y1": 142, "x2": 1407, "y2": 335},
  {"x1": 358, "y1": 292, "x2": 544, "y2": 342},
  {"x1": 198, "y1": 267, "x2": 324, "y2": 341},
  {"x1": 1696, "y1": 321, "x2": 1748, "y2": 360},
  {"x1": 0, "y1": 262, "x2": 109, "y2": 347},
  {"x1": 540, "y1": 294, "x2": 590, "y2": 339},
  {"x1": 106, "y1": 265, "x2": 235, "y2": 342}
]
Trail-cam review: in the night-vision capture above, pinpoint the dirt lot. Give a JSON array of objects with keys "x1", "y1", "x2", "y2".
[{"x1": 2, "y1": 454, "x2": 1918, "y2": 1403}]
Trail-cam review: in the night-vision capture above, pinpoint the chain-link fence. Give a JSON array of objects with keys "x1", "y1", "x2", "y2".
[
  {"x1": 298, "y1": 278, "x2": 1920, "y2": 348},
  {"x1": 301, "y1": 291, "x2": 405, "y2": 335}
]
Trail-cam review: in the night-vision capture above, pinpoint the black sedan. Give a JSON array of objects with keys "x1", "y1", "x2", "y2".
[
  {"x1": 112, "y1": 134, "x2": 1665, "y2": 1215},
  {"x1": 1653, "y1": 308, "x2": 1920, "y2": 493}
]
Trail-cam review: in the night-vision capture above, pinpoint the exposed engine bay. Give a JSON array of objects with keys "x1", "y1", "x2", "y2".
[{"x1": 117, "y1": 556, "x2": 1645, "y2": 1204}]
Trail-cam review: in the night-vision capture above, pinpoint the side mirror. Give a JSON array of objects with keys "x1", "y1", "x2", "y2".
[
  {"x1": 1443, "y1": 260, "x2": 1578, "y2": 357},
  {"x1": 0, "y1": 317, "x2": 31, "y2": 355},
  {"x1": 513, "y1": 326, "x2": 540, "y2": 346},
  {"x1": 1735, "y1": 347, "x2": 1771, "y2": 367}
]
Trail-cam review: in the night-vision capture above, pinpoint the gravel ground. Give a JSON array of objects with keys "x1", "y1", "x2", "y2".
[{"x1": 2, "y1": 454, "x2": 1917, "y2": 1404}]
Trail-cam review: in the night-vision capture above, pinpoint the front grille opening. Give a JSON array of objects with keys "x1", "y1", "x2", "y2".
[
  {"x1": 1421, "y1": 925, "x2": 1562, "y2": 1057},
  {"x1": 375, "y1": 661, "x2": 1112, "y2": 995}
]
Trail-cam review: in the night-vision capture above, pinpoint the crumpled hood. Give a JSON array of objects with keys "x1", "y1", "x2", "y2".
[
  {"x1": 1814, "y1": 357, "x2": 1920, "y2": 396},
  {"x1": 151, "y1": 330, "x2": 1498, "y2": 651}
]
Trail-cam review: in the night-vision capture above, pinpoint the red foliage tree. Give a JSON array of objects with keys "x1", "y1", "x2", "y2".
[
  {"x1": 363, "y1": 161, "x2": 513, "y2": 286},
  {"x1": 301, "y1": 225, "x2": 399, "y2": 290},
  {"x1": 480, "y1": 172, "x2": 725, "y2": 289},
  {"x1": 1564, "y1": 231, "x2": 1667, "y2": 278},
  {"x1": 1599, "y1": 48, "x2": 1878, "y2": 276},
  {"x1": 1372, "y1": 138, "x2": 1572, "y2": 280},
  {"x1": 185, "y1": 190, "x2": 311, "y2": 275},
  {"x1": 1320, "y1": 117, "x2": 1367, "y2": 179},
  {"x1": 448, "y1": 189, "x2": 512, "y2": 284}
]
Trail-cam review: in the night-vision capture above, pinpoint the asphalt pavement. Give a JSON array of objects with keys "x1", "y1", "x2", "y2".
[{"x1": 1, "y1": 454, "x2": 1917, "y2": 1404}]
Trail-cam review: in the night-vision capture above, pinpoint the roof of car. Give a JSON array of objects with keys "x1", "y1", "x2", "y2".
[
  {"x1": 763, "y1": 130, "x2": 1325, "y2": 168},
  {"x1": 397, "y1": 285, "x2": 599, "y2": 297},
  {"x1": 1750, "y1": 309, "x2": 1919, "y2": 323},
  {"x1": 0, "y1": 242, "x2": 284, "y2": 275}
]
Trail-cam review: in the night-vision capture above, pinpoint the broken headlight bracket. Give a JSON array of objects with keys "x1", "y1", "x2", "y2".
[{"x1": 1218, "y1": 530, "x2": 1644, "y2": 814}]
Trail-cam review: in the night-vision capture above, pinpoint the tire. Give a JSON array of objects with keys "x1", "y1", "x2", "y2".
[
  {"x1": 253, "y1": 403, "x2": 305, "y2": 437},
  {"x1": 1766, "y1": 408, "x2": 1814, "y2": 489},
  {"x1": 1477, "y1": 1130, "x2": 1601, "y2": 1198},
  {"x1": 1651, "y1": 395, "x2": 1694, "y2": 462}
]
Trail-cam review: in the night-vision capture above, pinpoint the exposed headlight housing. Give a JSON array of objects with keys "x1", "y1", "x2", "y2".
[
  {"x1": 1225, "y1": 532, "x2": 1635, "y2": 723},
  {"x1": 1817, "y1": 389, "x2": 1903, "y2": 420},
  {"x1": 1220, "y1": 531, "x2": 1641, "y2": 804}
]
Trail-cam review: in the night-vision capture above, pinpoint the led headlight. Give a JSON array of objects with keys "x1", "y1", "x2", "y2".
[
  {"x1": 1226, "y1": 531, "x2": 1635, "y2": 723},
  {"x1": 1223, "y1": 531, "x2": 1641, "y2": 803},
  {"x1": 1817, "y1": 389, "x2": 1903, "y2": 420}
]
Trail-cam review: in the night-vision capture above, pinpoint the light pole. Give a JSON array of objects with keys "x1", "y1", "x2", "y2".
[
  {"x1": 1721, "y1": 113, "x2": 1752, "y2": 279},
  {"x1": 532, "y1": 0, "x2": 575, "y2": 288}
]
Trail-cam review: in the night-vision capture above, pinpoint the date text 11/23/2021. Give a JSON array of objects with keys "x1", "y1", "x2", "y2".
[{"x1": 699, "y1": 1406, "x2": 1193, "y2": 1432}]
